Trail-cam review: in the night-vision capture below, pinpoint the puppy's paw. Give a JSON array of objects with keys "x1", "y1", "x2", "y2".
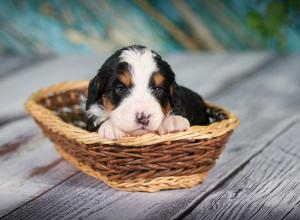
[
  {"x1": 98, "y1": 119, "x2": 126, "y2": 139},
  {"x1": 158, "y1": 115, "x2": 190, "y2": 135}
]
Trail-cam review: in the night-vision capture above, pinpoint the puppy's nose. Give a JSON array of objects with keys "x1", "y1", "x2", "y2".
[{"x1": 136, "y1": 112, "x2": 150, "y2": 126}]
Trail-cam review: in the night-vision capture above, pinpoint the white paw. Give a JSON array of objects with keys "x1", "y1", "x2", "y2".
[
  {"x1": 158, "y1": 115, "x2": 190, "y2": 135},
  {"x1": 98, "y1": 119, "x2": 127, "y2": 139}
]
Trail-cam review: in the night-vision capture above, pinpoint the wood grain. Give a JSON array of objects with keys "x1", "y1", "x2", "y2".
[
  {"x1": 0, "y1": 53, "x2": 269, "y2": 218},
  {"x1": 2, "y1": 54, "x2": 299, "y2": 220},
  {"x1": 0, "y1": 56, "x2": 104, "y2": 121},
  {"x1": 167, "y1": 52, "x2": 272, "y2": 97},
  {"x1": 0, "y1": 118, "x2": 78, "y2": 217},
  {"x1": 0, "y1": 56, "x2": 49, "y2": 125},
  {"x1": 184, "y1": 119, "x2": 300, "y2": 220},
  {"x1": 173, "y1": 54, "x2": 300, "y2": 219}
]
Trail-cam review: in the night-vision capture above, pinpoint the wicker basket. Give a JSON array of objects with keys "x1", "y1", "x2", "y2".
[{"x1": 25, "y1": 80, "x2": 239, "y2": 192}]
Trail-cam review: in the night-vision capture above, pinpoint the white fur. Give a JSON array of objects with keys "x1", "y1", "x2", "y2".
[
  {"x1": 87, "y1": 104, "x2": 108, "y2": 127},
  {"x1": 108, "y1": 47, "x2": 164, "y2": 135},
  {"x1": 98, "y1": 119, "x2": 127, "y2": 139},
  {"x1": 158, "y1": 115, "x2": 190, "y2": 135},
  {"x1": 80, "y1": 95, "x2": 108, "y2": 128},
  {"x1": 79, "y1": 95, "x2": 87, "y2": 111}
]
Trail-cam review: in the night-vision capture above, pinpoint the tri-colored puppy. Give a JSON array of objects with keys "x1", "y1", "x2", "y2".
[{"x1": 86, "y1": 45, "x2": 209, "y2": 139}]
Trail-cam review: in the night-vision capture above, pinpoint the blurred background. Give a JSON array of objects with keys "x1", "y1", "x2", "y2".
[{"x1": 1, "y1": 0, "x2": 300, "y2": 55}]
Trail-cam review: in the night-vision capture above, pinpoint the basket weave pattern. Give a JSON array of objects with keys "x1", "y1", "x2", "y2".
[{"x1": 25, "y1": 80, "x2": 239, "y2": 192}]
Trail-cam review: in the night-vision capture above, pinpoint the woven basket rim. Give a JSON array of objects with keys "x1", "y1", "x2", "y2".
[{"x1": 25, "y1": 80, "x2": 240, "y2": 146}]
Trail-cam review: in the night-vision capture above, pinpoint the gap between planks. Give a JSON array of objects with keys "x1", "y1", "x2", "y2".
[
  {"x1": 172, "y1": 115, "x2": 300, "y2": 220},
  {"x1": 207, "y1": 55, "x2": 280, "y2": 99},
  {"x1": 0, "y1": 53, "x2": 278, "y2": 219},
  {"x1": 183, "y1": 117, "x2": 300, "y2": 220},
  {"x1": 0, "y1": 172, "x2": 80, "y2": 220},
  {"x1": 0, "y1": 56, "x2": 53, "y2": 127}
]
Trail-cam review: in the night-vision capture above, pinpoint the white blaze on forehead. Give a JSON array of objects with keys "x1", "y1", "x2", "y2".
[
  {"x1": 119, "y1": 47, "x2": 158, "y2": 88},
  {"x1": 109, "y1": 47, "x2": 164, "y2": 133}
]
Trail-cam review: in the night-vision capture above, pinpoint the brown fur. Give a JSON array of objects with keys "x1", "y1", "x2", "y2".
[
  {"x1": 162, "y1": 102, "x2": 172, "y2": 114},
  {"x1": 102, "y1": 95, "x2": 115, "y2": 111},
  {"x1": 118, "y1": 71, "x2": 132, "y2": 87},
  {"x1": 152, "y1": 72, "x2": 165, "y2": 87},
  {"x1": 169, "y1": 85, "x2": 174, "y2": 96},
  {"x1": 152, "y1": 73, "x2": 173, "y2": 114}
]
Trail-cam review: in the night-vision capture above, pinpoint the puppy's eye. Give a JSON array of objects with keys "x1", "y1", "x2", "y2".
[
  {"x1": 115, "y1": 85, "x2": 128, "y2": 96},
  {"x1": 152, "y1": 86, "x2": 164, "y2": 96}
]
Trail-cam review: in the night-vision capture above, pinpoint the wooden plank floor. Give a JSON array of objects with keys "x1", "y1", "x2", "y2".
[{"x1": 1, "y1": 53, "x2": 299, "y2": 220}]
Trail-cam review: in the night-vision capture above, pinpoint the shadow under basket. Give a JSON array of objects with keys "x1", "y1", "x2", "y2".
[{"x1": 25, "y1": 80, "x2": 239, "y2": 192}]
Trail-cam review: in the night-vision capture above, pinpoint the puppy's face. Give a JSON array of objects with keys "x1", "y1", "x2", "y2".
[{"x1": 87, "y1": 46, "x2": 175, "y2": 134}]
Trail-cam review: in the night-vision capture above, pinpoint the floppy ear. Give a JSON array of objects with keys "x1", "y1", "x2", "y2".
[
  {"x1": 85, "y1": 73, "x2": 108, "y2": 131},
  {"x1": 86, "y1": 76, "x2": 101, "y2": 111},
  {"x1": 153, "y1": 55, "x2": 179, "y2": 112},
  {"x1": 85, "y1": 49, "x2": 122, "y2": 131},
  {"x1": 169, "y1": 81, "x2": 181, "y2": 110}
]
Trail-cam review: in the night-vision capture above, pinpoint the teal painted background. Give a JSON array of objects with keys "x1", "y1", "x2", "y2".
[{"x1": 0, "y1": 0, "x2": 299, "y2": 55}]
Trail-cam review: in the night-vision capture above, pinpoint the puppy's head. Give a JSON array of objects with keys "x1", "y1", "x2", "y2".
[{"x1": 86, "y1": 45, "x2": 177, "y2": 134}]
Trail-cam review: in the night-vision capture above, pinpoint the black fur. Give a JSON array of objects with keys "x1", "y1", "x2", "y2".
[
  {"x1": 171, "y1": 84, "x2": 209, "y2": 125},
  {"x1": 86, "y1": 48, "x2": 129, "y2": 131},
  {"x1": 152, "y1": 50, "x2": 209, "y2": 125}
]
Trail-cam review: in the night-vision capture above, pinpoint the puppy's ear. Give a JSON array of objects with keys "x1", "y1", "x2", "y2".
[
  {"x1": 169, "y1": 81, "x2": 180, "y2": 110},
  {"x1": 85, "y1": 49, "x2": 122, "y2": 131},
  {"x1": 86, "y1": 76, "x2": 100, "y2": 111},
  {"x1": 86, "y1": 74, "x2": 107, "y2": 131}
]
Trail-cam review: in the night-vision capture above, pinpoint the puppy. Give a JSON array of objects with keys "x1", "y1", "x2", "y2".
[{"x1": 86, "y1": 45, "x2": 209, "y2": 139}]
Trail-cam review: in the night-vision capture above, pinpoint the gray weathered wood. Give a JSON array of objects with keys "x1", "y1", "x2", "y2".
[
  {"x1": 184, "y1": 119, "x2": 300, "y2": 220},
  {"x1": 0, "y1": 56, "x2": 49, "y2": 126},
  {"x1": 0, "y1": 53, "x2": 270, "y2": 218},
  {"x1": 2, "y1": 54, "x2": 299, "y2": 220},
  {"x1": 0, "y1": 56, "x2": 47, "y2": 78},
  {"x1": 169, "y1": 52, "x2": 273, "y2": 97},
  {"x1": 0, "y1": 56, "x2": 104, "y2": 122},
  {"x1": 0, "y1": 118, "x2": 78, "y2": 217},
  {"x1": 172, "y1": 54, "x2": 300, "y2": 219}
]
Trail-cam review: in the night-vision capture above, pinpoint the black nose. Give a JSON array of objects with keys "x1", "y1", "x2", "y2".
[{"x1": 136, "y1": 112, "x2": 150, "y2": 126}]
